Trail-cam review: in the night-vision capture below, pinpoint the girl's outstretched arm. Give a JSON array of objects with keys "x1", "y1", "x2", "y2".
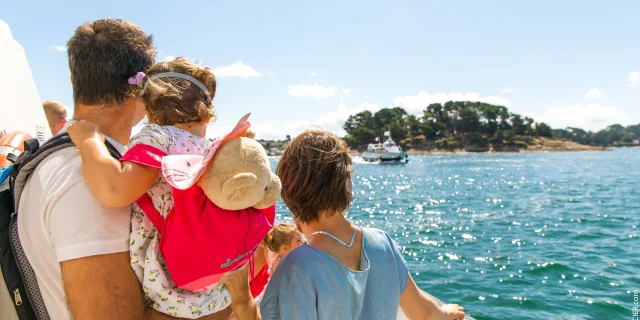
[{"x1": 68, "y1": 121, "x2": 159, "y2": 207}]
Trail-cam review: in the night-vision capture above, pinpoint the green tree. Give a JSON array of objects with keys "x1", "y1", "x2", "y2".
[
  {"x1": 457, "y1": 107, "x2": 481, "y2": 133},
  {"x1": 511, "y1": 114, "x2": 526, "y2": 135},
  {"x1": 405, "y1": 115, "x2": 423, "y2": 137},
  {"x1": 344, "y1": 111, "x2": 377, "y2": 147},
  {"x1": 535, "y1": 122, "x2": 553, "y2": 138},
  {"x1": 524, "y1": 117, "x2": 535, "y2": 136}
]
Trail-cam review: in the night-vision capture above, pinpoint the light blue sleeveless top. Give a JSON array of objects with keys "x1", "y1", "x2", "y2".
[{"x1": 259, "y1": 228, "x2": 409, "y2": 320}]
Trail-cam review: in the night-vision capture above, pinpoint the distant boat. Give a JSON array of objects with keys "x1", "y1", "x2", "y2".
[{"x1": 362, "y1": 131, "x2": 408, "y2": 164}]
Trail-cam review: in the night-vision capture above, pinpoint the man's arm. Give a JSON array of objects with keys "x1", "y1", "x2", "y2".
[
  {"x1": 224, "y1": 265, "x2": 261, "y2": 320},
  {"x1": 61, "y1": 252, "x2": 144, "y2": 319},
  {"x1": 62, "y1": 253, "x2": 234, "y2": 320}
]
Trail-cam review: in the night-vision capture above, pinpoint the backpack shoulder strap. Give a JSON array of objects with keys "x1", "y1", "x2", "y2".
[
  {"x1": 7, "y1": 133, "x2": 123, "y2": 320},
  {"x1": 12, "y1": 134, "x2": 122, "y2": 213},
  {"x1": 11, "y1": 134, "x2": 73, "y2": 211},
  {"x1": 6, "y1": 134, "x2": 73, "y2": 320}
]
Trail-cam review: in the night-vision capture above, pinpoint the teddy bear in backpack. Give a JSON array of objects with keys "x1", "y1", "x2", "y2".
[
  {"x1": 198, "y1": 128, "x2": 281, "y2": 211},
  {"x1": 122, "y1": 113, "x2": 281, "y2": 292}
]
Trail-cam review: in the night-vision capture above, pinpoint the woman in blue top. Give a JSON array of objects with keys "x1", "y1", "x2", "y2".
[{"x1": 258, "y1": 130, "x2": 465, "y2": 320}]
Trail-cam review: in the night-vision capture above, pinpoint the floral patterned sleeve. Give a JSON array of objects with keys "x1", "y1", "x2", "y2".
[{"x1": 129, "y1": 125, "x2": 172, "y2": 155}]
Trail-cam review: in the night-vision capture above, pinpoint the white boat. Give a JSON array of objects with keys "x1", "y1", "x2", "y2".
[{"x1": 362, "y1": 131, "x2": 408, "y2": 164}]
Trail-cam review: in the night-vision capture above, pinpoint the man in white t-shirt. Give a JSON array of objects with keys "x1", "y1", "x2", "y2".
[
  {"x1": 16, "y1": 19, "x2": 157, "y2": 320},
  {"x1": 16, "y1": 19, "x2": 256, "y2": 320},
  {"x1": 16, "y1": 19, "x2": 217, "y2": 320}
]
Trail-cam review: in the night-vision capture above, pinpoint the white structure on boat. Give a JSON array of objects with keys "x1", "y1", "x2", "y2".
[{"x1": 362, "y1": 131, "x2": 408, "y2": 164}]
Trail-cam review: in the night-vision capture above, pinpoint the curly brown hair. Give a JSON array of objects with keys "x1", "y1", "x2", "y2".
[
  {"x1": 141, "y1": 58, "x2": 216, "y2": 126},
  {"x1": 276, "y1": 130, "x2": 354, "y2": 224}
]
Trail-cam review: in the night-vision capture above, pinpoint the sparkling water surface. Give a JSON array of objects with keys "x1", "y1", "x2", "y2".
[{"x1": 272, "y1": 148, "x2": 640, "y2": 320}]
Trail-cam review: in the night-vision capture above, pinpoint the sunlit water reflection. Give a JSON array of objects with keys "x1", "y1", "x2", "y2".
[{"x1": 272, "y1": 149, "x2": 639, "y2": 319}]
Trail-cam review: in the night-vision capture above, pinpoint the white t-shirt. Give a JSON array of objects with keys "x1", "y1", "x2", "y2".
[{"x1": 17, "y1": 131, "x2": 130, "y2": 320}]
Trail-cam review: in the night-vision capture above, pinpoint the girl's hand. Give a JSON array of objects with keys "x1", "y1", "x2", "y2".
[
  {"x1": 439, "y1": 304, "x2": 465, "y2": 320},
  {"x1": 67, "y1": 121, "x2": 104, "y2": 145}
]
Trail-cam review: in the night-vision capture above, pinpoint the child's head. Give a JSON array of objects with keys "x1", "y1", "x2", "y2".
[
  {"x1": 140, "y1": 58, "x2": 216, "y2": 126},
  {"x1": 263, "y1": 224, "x2": 304, "y2": 257},
  {"x1": 276, "y1": 130, "x2": 354, "y2": 225}
]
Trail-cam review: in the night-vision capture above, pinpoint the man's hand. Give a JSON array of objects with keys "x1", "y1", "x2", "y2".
[
  {"x1": 67, "y1": 120, "x2": 104, "y2": 145},
  {"x1": 224, "y1": 264, "x2": 260, "y2": 320}
]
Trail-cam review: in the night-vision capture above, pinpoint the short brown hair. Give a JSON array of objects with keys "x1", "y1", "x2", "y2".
[
  {"x1": 67, "y1": 19, "x2": 155, "y2": 106},
  {"x1": 141, "y1": 58, "x2": 216, "y2": 126},
  {"x1": 263, "y1": 224, "x2": 298, "y2": 252},
  {"x1": 42, "y1": 100, "x2": 67, "y2": 121},
  {"x1": 276, "y1": 130, "x2": 353, "y2": 224}
]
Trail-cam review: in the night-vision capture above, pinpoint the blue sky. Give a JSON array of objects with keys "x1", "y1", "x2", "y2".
[{"x1": 2, "y1": 0, "x2": 639, "y2": 139}]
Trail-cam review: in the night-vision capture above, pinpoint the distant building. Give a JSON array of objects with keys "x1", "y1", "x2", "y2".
[{"x1": 633, "y1": 139, "x2": 639, "y2": 145}]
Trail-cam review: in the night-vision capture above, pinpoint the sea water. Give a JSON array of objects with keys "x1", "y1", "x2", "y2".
[{"x1": 271, "y1": 148, "x2": 639, "y2": 320}]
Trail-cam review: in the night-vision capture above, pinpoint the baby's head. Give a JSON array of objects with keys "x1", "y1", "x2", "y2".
[
  {"x1": 263, "y1": 224, "x2": 304, "y2": 257},
  {"x1": 139, "y1": 58, "x2": 216, "y2": 126}
]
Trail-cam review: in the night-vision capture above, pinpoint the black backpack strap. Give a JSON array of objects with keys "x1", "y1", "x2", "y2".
[
  {"x1": 7, "y1": 133, "x2": 122, "y2": 320},
  {"x1": 12, "y1": 134, "x2": 122, "y2": 212}
]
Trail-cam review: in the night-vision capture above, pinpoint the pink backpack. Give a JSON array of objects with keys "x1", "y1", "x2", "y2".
[{"x1": 120, "y1": 114, "x2": 274, "y2": 292}]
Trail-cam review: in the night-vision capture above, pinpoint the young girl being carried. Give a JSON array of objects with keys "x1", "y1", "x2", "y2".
[{"x1": 68, "y1": 58, "x2": 244, "y2": 318}]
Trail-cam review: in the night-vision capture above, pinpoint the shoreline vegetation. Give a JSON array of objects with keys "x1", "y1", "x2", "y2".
[{"x1": 259, "y1": 101, "x2": 639, "y2": 156}]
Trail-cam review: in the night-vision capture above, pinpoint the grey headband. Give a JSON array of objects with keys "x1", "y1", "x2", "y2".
[{"x1": 139, "y1": 72, "x2": 211, "y2": 97}]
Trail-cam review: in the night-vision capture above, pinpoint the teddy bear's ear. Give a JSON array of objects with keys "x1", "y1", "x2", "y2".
[
  {"x1": 221, "y1": 173, "x2": 261, "y2": 209},
  {"x1": 244, "y1": 128, "x2": 256, "y2": 139},
  {"x1": 253, "y1": 174, "x2": 282, "y2": 209}
]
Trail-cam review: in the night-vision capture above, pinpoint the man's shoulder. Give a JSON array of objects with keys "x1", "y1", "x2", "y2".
[
  {"x1": 19, "y1": 146, "x2": 85, "y2": 213},
  {"x1": 30, "y1": 147, "x2": 84, "y2": 188}
]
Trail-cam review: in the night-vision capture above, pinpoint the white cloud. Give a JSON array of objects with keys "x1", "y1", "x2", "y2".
[
  {"x1": 628, "y1": 71, "x2": 640, "y2": 88},
  {"x1": 164, "y1": 55, "x2": 175, "y2": 62},
  {"x1": 584, "y1": 88, "x2": 605, "y2": 99},
  {"x1": 287, "y1": 84, "x2": 338, "y2": 99},
  {"x1": 315, "y1": 98, "x2": 380, "y2": 135},
  {"x1": 341, "y1": 88, "x2": 353, "y2": 95},
  {"x1": 310, "y1": 72, "x2": 318, "y2": 77},
  {"x1": 207, "y1": 121, "x2": 311, "y2": 140},
  {"x1": 213, "y1": 61, "x2": 261, "y2": 78},
  {"x1": 534, "y1": 104, "x2": 626, "y2": 131},
  {"x1": 499, "y1": 88, "x2": 516, "y2": 94},
  {"x1": 52, "y1": 45, "x2": 67, "y2": 52},
  {"x1": 205, "y1": 99, "x2": 379, "y2": 140},
  {"x1": 393, "y1": 91, "x2": 511, "y2": 115}
]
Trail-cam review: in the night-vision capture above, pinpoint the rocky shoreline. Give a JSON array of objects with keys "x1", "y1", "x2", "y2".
[
  {"x1": 262, "y1": 137, "x2": 610, "y2": 157},
  {"x1": 404, "y1": 138, "x2": 609, "y2": 155}
]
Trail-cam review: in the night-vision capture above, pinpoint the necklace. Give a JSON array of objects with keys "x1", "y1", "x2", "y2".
[{"x1": 309, "y1": 227, "x2": 357, "y2": 248}]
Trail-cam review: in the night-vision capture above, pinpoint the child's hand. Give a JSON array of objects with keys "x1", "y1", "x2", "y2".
[
  {"x1": 67, "y1": 120, "x2": 104, "y2": 145},
  {"x1": 439, "y1": 304, "x2": 465, "y2": 320}
]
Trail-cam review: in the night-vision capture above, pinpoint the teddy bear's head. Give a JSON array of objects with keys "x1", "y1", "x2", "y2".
[{"x1": 198, "y1": 136, "x2": 281, "y2": 210}]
